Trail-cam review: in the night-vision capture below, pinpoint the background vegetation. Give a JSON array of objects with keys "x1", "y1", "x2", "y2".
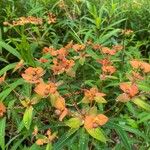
[{"x1": 0, "y1": 0, "x2": 150, "y2": 150}]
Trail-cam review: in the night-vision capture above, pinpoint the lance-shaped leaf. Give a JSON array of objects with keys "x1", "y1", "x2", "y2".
[
  {"x1": 65, "y1": 117, "x2": 83, "y2": 129},
  {"x1": 94, "y1": 96, "x2": 107, "y2": 103},
  {"x1": 23, "y1": 106, "x2": 33, "y2": 130},
  {"x1": 0, "y1": 117, "x2": 6, "y2": 150},
  {"x1": 132, "y1": 98, "x2": 150, "y2": 111},
  {"x1": 86, "y1": 128, "x2": 107, "y2": 143},
  {"x1": 46, "y1": 143, "x2": 52, "y2": 150}
]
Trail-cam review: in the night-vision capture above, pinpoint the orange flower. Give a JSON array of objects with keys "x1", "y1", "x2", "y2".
[
  {"x1": 52, "y1": 58, "x2": 75, "y2": 75},
  {"x1": 36, "y1": 139, "x2": 46, "y2": 145},
  {"x1": 92, "y1": 44, "x2": 102, "y2": 50},
  {"x1": 6, "y1": 16, "x2": 43, "y2": 26},
  {"x1": 128, "y1": 71, "x2": 144, "y2": 81},
  {"x1": 54, "y1": 96, "x2": 68, "y2": 121},
  {"x1": 84, "y1": 114, "x2": 108, "y2": 129},
  {"x1": 36, "y1": 129, "x2": 57, "y2": 145},
  {"x1": 0, "y1": 73, "x2": 6, "y2": 84},
  {"x1": 72, "y1": 44, "x2": 85, "y2": 52},
  {"x1": 47, "y1": 13, "x2": 56, "y2": 24},
  {"x1": 130, "y1": 60, "x2": 142, "y2": 69},
  {"x1": 83, "y1": 87, "x2": 106, "y2": 103},
  {"x1": 101, "y1": 47, "x2": 116, "y2": 55},
  {"x1": 130, "y1": 60, "x2": 150, "y2": 73},
  {"x1": 112, "y1": 45, "x2": 123, "y2": 51},
  {"x1": 38, "y1": 58, "x2": 49, "y2": 63},
  {"x1": 42, "y1": 47, "x2": 57, "y2": 55},
  {"x1": 122, "y1": 29, "x2": 133, "y2": 35},
  {"x1": 57, "y1": 47, "x2": 68, "y2": 58},
  {"x1": 97, "y1": 58, "x2": 111, "y2": 66},
  {"x1": 22, "y1": 67, "x2": 45, "y2": 83},
  {"x1": 34, "y1": 81, "x2": 57, "y2": 97},
  {"x1": 0, "y1": 102, "x2": 6, "y2": 117},
  {"x1": 120, "y1": 82, "x2": 139, "y2": 97},
  {"x1": 102, "y1": 65, "x2": 116, "y2": 75}
]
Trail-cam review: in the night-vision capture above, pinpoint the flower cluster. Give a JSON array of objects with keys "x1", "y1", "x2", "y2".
[{"x1": 3, "y1": 16, "x2": 43, "y2": 26}]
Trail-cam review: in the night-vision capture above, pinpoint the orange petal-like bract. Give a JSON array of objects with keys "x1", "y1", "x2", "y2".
[
  {"x1": 120, "y1": 82, "x2": 139, "y2": 97},
  {"x1": 34, "y1": 82, "x2": 57, "y2": 97},
  {"x1": 0, "y1": 102, "x2": 6, "y2": 117},
  {"x1": 22, "y1": 67, "x2": 45, "y2": 83},
  {"x1": 84, "y1": 114, "x2": 108, "y2": 129}
]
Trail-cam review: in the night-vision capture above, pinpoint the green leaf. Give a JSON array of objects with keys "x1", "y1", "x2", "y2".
[
  {"x1": 94, "y1": 96, "x2": 107, "y2": 103},
  {"x1": 0, "y1": 57, "x2": 8, "y2": 63},
  {"x1": 65, "y1": 117, "x2": 82, "y2": 128},
  {"x1": 79, "y1": 128, "x2": 89, "y2": 150},
  {"x1": 115, "y1": 126, "x2": 132, "y2": 150},
  {"x1": 29, "y1": 144, "x2": 43, "y2": 150},
  {"x1": 0, "y1": 117, "x2": 6, "y2": 150},
  {"x1": 86, "y1": 128, "x2": 106, "y2": 143},
  {"x1": 79, "y1": 57, "x2": 85, "y2": 65},
  {"x1": 137, "y1": 112, "x2": 150, "y2": 124},
  {"x1": 107, "y1": 122, "x2": 132, "y2": 150},
  {"x1": 0, "y1": 63, "x2": 16, "y2": 76},
  {"x1": 0, "y1": 41, "x2": 21, "y2": 59},
  {"x1": 53, "y1": 128, "x2": 78, "y2": 150},
  {"x1": 10, "y1": 135, "x2": 27, "y2": 150},
  {"x1": 107, "y1": 121, "x2": 148, "y2": 142},
  {"x1": 86, "y1": 49, "x2": 101, "y2": 60},
  {"x1": 132, "y1": 98, "x2": 150, "y2": 111},
  {"x1": 0, "y1": 79, "x2": 24, "y2": 101},
  {"x1": 99, "y1": 29, "x2": 120, "y2": 44},
  {"x1": 82, "y1": 96, "x2": 90, "y2": 103},
  {"x1": 46, "y1": 143, "x2": 52, "y2": 150},
  {"x1": 89, "y1": 106, "x2": 97, "y2": 115},
  {"x1": 23, "y1": 106, "x2": 33, "y2": 130},
  {"x1": 138, "y1": 83, "x2": 150, "y2": 92}
]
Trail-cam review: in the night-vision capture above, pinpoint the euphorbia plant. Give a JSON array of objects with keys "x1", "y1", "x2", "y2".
[{"x1": 0, "y1": 4, "x2": 150, "y2": 148}]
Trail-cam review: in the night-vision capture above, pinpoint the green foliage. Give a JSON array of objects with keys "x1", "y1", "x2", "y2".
[{"x1": 0, "y1": 0, "x2": 150, "y2": 149}]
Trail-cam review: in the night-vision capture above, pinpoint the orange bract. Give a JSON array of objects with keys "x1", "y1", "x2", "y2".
[
  {"x1": 130, "y1": 60, "x2": 150, "y2": 73},
  {"x1": 101, "y1": 47, "x2": 116, "y2": 55},
  {"x1": 92, "y1": 44, "x2": 102, "y2": 50},
  {"x1": 36, "y1": 129, "x2": 56, "y2": 145},
  {"x1": 52, "y1": 58, "x2": 75, "y2": 75},
  {"x1": 47, "y1": 13, "x2": 56, "y2": 24},
  {"x1": 130, "y1": 71, "x2": 144, "y2": 81},
  {"x1": 54, "y1": 96, "x2": 68, "y2": 121},
  {"x1": 22, "y1": 67, "x2": 45, "y2": 83},
  {"x1": 72, "y1": 44, "x2": 85, "y2": 52},
  {"x1": 83, "y1": 87, "x2": 106, "y2": 102},
  {"x1": 34, "y1": 81, "x2": 57, "y2": 97},
  {"x1": 102, "y1": 65, "x2": 116, "y2": 75},
  {"x1": 97, "y1": 58, "x2": 111, "y2": 66},
  {"x1": 0, "y1": 102, "x2": 6, "y2": 117},
  {"x1": 4, "y1": 16, "x2": 43, "y2": 26},
  {"x1": 112, "y1": 45, "x2": 123, "y2": 51},
  {"x1": 122, "y1": 29, "x2": 133, "y2": 35},
  {"x1": 120, "y1": 82, "x2": 139, "y2": 97},
  {"x1": 38, "y1": 58, "x2": 49, "y2": 63},
  {"x1": 42, "y1": 47, "x2": 57, "y2": 55},
  {"x1": 84, "y1": 114, "x2": 108, "y2": 129}
]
